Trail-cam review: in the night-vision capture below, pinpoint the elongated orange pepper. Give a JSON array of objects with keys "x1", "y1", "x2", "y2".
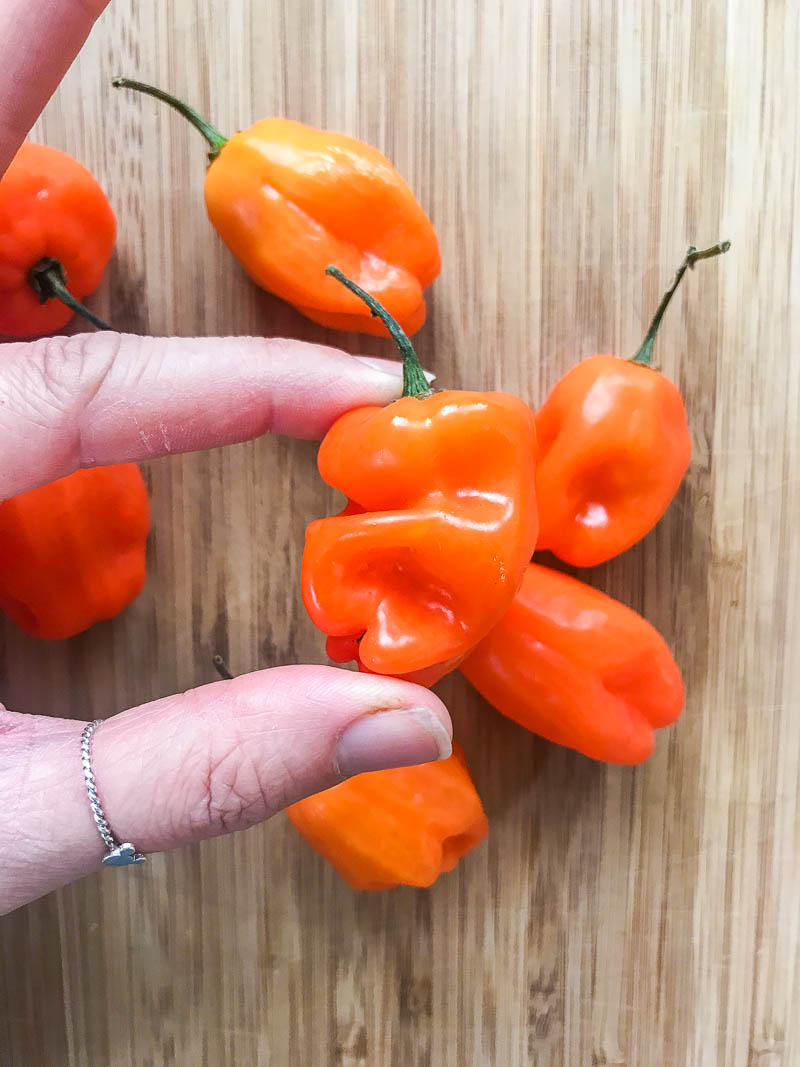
[
  {"x1": 0, "y1": 466, "x2": 150, "y2": 639},
  {"x1": 0, "y1": 142, "x2": 115, "y2": 337},
  {"x1": 113, "y1": 79, "x2": 440, "y2": 337},
  {"x1": 535, "y1": 242, "x2": 730, "y2": 567},
  {"x1": 301, "y1": 268, "x2": 539, "y2": 683},
  {"x1": 461, "y1": 563, "x2": 684, "y2": 764},
  {"x1": 287, "y1": 744, "x2": 488, "y2": 890}
]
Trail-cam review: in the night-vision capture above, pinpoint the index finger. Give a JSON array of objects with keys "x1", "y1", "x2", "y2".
[
  {"x1": 0, "y1": 0, "x2": 109, "y2": 174},
  {"x1": 0, "y1": 333, "x2": 405, "y2": 498}
]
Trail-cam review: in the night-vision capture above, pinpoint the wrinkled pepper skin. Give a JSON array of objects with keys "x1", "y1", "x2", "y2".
[
  {"x1": 325, "y1": 632, "x2": 452, "y2": 688},
  {"x1": 0, "y1": 465, "x2": 150, "y2": 639},
  {"x1": 0, "y1": 143, "x2": 115, "y2": 337},
  {"x1": 287, "y1": 744, "x2": 488, "y2": 890},
  {"x1": 535, "y1": 355, "x2": 691, "y2": 567},
  {"x1": 204, "y1": 120, "x2": 441, "y2": 337},
  {"x1": 461, "y1": 563, "x2": 684, "y2": 764},
  {"x1": 302, "y1": 391, "x2": 539, "y2": 681}
]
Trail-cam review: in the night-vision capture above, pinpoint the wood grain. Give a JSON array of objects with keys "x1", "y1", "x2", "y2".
[{"x1": 1, "y1": 0, "x2": 798, "y2": 1063}]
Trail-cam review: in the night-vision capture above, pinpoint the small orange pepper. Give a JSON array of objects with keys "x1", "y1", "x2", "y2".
[
  {"x1": 0, "y1": 142, "x2": 115, "y2": 337},
  {"x1": 0, "y1": 466, "x2": 150, "y2": 639},
  {"x1": 535, "y1": 242, "x2": 730, "y2": 567},
  {"x1": 325, "y1": 632, "x2": 451, "y2": 689},
  {"x1": 461, "y1": 563, "x2": 684, "y2": 764},
  {"x1": 113, "y1": 78, "x2": 440, "y2": 337},
  {"x1": 301, "y1": 268, "x2": 539, "y2": 683},
  {"x1": 287, "y1": 744, "x2": 488, "y2": 890}
]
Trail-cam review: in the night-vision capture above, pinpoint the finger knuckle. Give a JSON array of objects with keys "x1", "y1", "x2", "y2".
[
  {"x1": 204, "y1": 746, "x2": 267, "y2": 834},
  {"x1": 29, "y1": 335, "x2": 120, "y2": 465},
  {"x1": 187, "y1": 725, "x2": 280, "y2": 837},
  {"x1": 40, "y1": 334, "x2": 114, "y2": 405}
]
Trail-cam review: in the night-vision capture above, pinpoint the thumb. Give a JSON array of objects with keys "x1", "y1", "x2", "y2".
[{"x1": 0, "y1": 666, "x2": 452, "y2": 914}]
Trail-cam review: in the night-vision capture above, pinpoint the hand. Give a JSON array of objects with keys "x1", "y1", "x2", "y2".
[{"x1": 0, "y1": 2, "x2": 452, "y2": 914}]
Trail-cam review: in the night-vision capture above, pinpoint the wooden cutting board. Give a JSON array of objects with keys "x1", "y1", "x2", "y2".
[{"x1": 2, "y1": 0, "x2": 798, "y2": 1063}]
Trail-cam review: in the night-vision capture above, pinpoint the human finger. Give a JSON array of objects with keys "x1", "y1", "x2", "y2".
[
  {"x1": 0, "y1": 0, "x2": 110, "y2": 174},
  {"x1": 0, "y1": 665, "x2": 452, "y2": 913},
  {"x1": 0, "y1": 333, "x2": 406, "y2": 497}
]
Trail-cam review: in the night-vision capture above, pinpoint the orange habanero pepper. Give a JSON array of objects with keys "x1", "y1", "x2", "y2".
[
  {"x1": 0, "y1": 142, "x2": 115, "y2": 337},
  {"x1": 0, "y1": 466, "x2": 150, "y2": 639},
  {"x1": 113, "y1": 78, "x2": 440, "y2": 337},
  {"x1": 535, "y1": 242, "x2": 730, "y2": 567},
  {"x1": 287, "y1": 744, "x2": 488, "y2": 890},
  {"x1": 461, "y1": 563, "x2": 684, "y2": 764},
  {"x1": 301, "y1": 268, "x2": 539, "y2": 685}
]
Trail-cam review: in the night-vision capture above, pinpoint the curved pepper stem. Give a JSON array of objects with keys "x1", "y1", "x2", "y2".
[
  {"x1": 28, "y1": 258, "x2": 111, "y2": 332},
  {"x1": 631, "y1": 240, "x2": 731, "y2": 367},
  {"x1": 112, "y1": 77, "x2": 228, "y2": 163},
  {"x1": 212, "y1": 654, "x2": 234, "y2": 680},
  {"x1": 325, "y1": 266, "x2": 432, "y2": 398}
]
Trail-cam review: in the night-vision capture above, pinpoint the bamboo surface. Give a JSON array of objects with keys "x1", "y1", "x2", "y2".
[{"x1": 2, "y1": 0, "x2": 799, "y2": 1063}]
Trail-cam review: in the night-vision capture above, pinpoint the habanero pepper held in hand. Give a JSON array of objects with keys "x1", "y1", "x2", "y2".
[
  {"x1": 461, "y1": 563, "x2": 684, "y2": 764},
  {"x1": 0, "y1": 466, "x2": 150, "y2": 639},
  {"x1": 535, "y1": 242, "x2": 730, "y2": 567},
  {"x1": 0, "y1": 142, "x2": 114, "y2": 337},
  {"x1": 113, "y1": 78, "x2": 440, "y2": 337},
  {"x1": 302, "y1": 267, "x2": 539, "y2": 686},
  {"x1": 287, "y1": 743, "x2": 488, "y2": 890}
]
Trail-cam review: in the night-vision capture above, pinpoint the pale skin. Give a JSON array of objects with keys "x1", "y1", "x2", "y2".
[{"x1": 0, "y1": 0, "x2": 452, "y2": 914}]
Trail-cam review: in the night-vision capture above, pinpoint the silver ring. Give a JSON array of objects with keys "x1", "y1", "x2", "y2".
[{"x1": 81, "y1": 720, "x2": 146, "y2": 867}]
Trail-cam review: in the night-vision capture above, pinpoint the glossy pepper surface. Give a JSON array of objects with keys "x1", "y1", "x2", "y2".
[
  {"x1": 461, "y1": 563, "x2": 684, "y2": 764},
  {"x1": 0, "y1": 465, "x2": 150, "y2": 639},
  {"x1": 301, "y1": 268, "x2": 539, "y2": 683},
  {"x1": 324, "y1": 632, "x2": 451, "y2": 689},
  {"x1": 535, "y1": 242, "x2": 729, "y2": 567},
  {"x1": 287, "y1": 744, "x2": 488, "y2": 890},
  {"x1": 0, "y1": 142, "x2": 115, "y2": 337},
  {"x1": 113, "y1": 79, "x2": 440, "y2": 337}
]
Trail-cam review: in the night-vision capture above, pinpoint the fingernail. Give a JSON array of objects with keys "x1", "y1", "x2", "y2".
[
  {"x1": 335, "y1": 707, "x2": 452, "y2": 777},
  {"x1": 354, "y1": 355, "x2": 436, "y2": 384}
]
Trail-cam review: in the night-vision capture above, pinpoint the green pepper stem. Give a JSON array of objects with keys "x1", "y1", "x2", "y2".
[
  {"x1": 112, "y1": 77, "x2": 228, "y2": 162},
  {"x1": 631, "y1": 240, "x2": 731, "y2": 366},
  {"x1": 212, "y1": 654, "x2": 234, "y2": 680},
  {"x1": 324, "y1": 266, "x2": 432, "y2": 398},
  {"x1": 28, "y1": 258, "x2": 111, "y2": 331}
]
